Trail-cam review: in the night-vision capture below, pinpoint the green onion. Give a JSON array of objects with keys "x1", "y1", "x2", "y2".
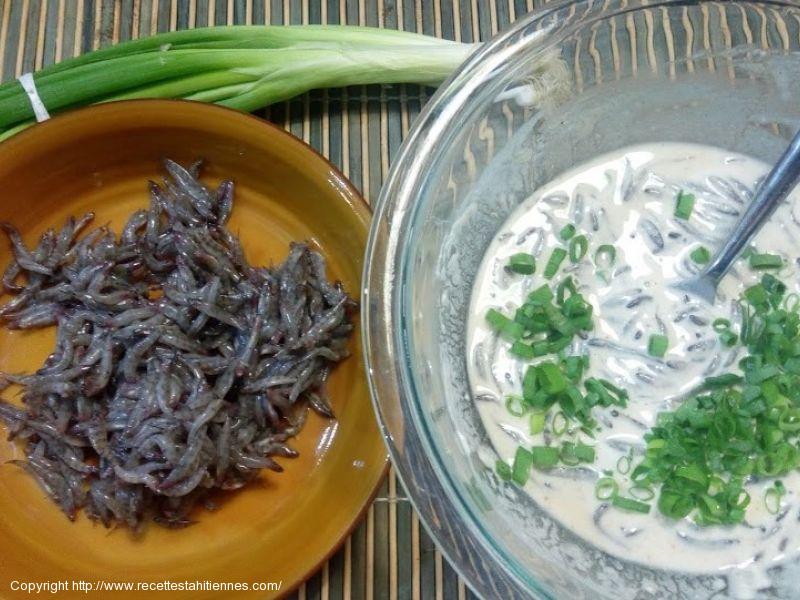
[
  {"x1": 563, "y1": 356, "x2": 585, "y2": 381},
  {"x1": 594, "y1": 244, "x2": 617, "y2": 269},
  {"x1": 511, "y1": 447, "x2": 534, "y2": 485},
  {"x1": 675, "y1": 463, "x2": 708, "y2": 488},
  {"x1": 595, "y1": 477, "x2": 618, "y2": 500},
  {"x1": 528, "y1": 285, "x2": 553, "y2": 305},
  {"x1": 559, "y1": 224, "x2": 576, "y2": 241},
  {"x1": 617, "y1": 453, "x2": 632, "y2": 475},
  {"x1": 749, "y1": 253, "x2": 783, "y2": 270},
  {"x1": 544, "y1": 248, "x2": 568, "y2": 279},
  {"x1": 658, "y1": 492, "x2": 694, "y2": 519},
  {"x1": 647, "y1": 334, "x2": 668, "y2": 358},
  {"x1": 760, "y1": 273, "x2": 785, "y2": 298},
  {"x1": 0, "y1": 26, "x2": 476, "y2": 140},
  {"x1": 629, "y1": 268, "x2": 800, "y2": 526},
  {"x1": 531, "y1": 446, "x2": 560, "y2": 470},
  {"x1": 538, "y1": 362, "x2": 566, "y2": 393},
  {"x1": 504, "y1": 396, "x2": 527, "y2": 417},
  {"x1": 674, "y1": 190, "x2": 695, "y2": 220},
  {"x1": 551, "y1": 411, "x2": 568, "y2": 436},
  {"x1": 568, "y1": 235, "x2": 589, "y2": 263},
  {"x1": 629, "y1": 485, "x2": 655, "y2": 501},
  {"x1": 785, "y1": 293, "x2": 800, "y2": 312},
  {"x1": 507, "y1": 253, "x2": 536, "y2": 275},
  {"x1": 712, "y1": 318, "x2": 731, "y2": 332},
  {"x1": 764, "y1": 484, "x2": 784, "y2": 514},
  {"x1": 485, "y1": 308, "x2": 523, "y2": 340},
  {"x1": 509, "y1": 340, "x2": 536, "y2": 360},
  {"x1": 495, "y1": 460, "x2": 512, "y2": 481},
  {"x1": 690, "y1": 246, "x2": 711, "y2": 264},
  {"x1": 556, "y1": 277, "x2": 577, "y2": 305},
  {"x1": 703, "y1": 373, "x2": 742, "y2": 388},
  {"x1": 529, "y1": 411, "x2": 546, "y2": 435},
  {"x1": 718, "y1": 330, "x2": 738, "y2": 347},
  {"x1": 574, "y1": 442, "x2": 596, "y2": 463},
  {"x1": 598, "y1": 379, "x2": 629, "y2": 403},
  {"x1": 779, "y1": 410, "x2": 800, "y2": 432},
  {"x1": 744, "y1": 283, "x2": 768, "y2": 309},
  {"x1": 522, "y1": 366, "x2": 537, "y2": 403},
  {"x1": 559, "y1": 442, "x2": 580, "y2": 466},
  {"x1": 611, "y1": 495, "x2": 651, "y2": 514},
  {"x1": 746, "y1": 364, "x2": 779, "y2": 384}
]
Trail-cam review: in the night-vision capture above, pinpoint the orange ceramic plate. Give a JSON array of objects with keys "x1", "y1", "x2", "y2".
[{"x1": 0, "y1": 101, "x2": 386, "y2": 599}]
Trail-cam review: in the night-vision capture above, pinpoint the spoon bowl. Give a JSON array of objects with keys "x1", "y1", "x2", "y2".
[{"x1": 673, "y1": 129, "x2": 800, "y2": 303}]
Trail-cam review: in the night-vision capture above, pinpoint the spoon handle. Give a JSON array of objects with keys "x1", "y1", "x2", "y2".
[{"x1": 705, "y1": 130, "x2": 800, "y2": 285}]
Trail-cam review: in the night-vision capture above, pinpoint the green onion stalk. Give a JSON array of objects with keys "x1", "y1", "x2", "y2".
[{"x1": 0, "y1": 26, "x2": 478, "y2": 140}]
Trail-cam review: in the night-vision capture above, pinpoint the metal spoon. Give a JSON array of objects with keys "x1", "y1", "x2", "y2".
[{"x1": 676, "y1": 131, "x2": 800, "y2": 304}]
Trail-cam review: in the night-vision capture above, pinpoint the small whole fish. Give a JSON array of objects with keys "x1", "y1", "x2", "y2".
[{"x1": 0, "y1": 160, "x2": 356, "y2": 530}]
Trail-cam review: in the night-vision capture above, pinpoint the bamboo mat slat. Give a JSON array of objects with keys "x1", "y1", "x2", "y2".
[{"x1": 0, "y1": 1, "x2": 545, "y2": 598}]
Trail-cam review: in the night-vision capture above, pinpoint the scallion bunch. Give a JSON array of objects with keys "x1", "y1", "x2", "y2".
[{"x1": 0, "y1": 26, "x2": 476, "y2": 140}]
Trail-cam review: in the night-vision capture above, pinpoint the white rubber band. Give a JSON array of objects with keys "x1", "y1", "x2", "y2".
[{"x1": 17, "y1": 72, "x2": 50, "y2": 122}]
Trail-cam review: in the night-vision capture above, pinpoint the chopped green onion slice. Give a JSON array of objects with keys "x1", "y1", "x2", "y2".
[
  {"x1": 495, "y1": 460, "x2": 512, "y2": 481},
  {"x1": 612, "y1": 495, "x2": 651, "y2": 514},
  {"x1": 784, "y1": 293, "x2": 800, "y2": 312},
  {"x1": 630, "y1": 485, "x2": 655, "y2": 501},
  {"x1": 556, "y1": 277, "x2": 577, "y2": 305},
  {"x1": 551, "y1": 411, "x2": 568, "y2": 436},
  {"x1": 595, "y1": 477, "x2": 618, "y2": 500},
  {"x1": 522, "y1": 366, "x2": 537, "y2": 403},
  {"x1": 744, "y1": 283, "x2": 768, "y2": 309},
  {"x1": 507, "y1": 252, "x2": 536, "y2": 275},
  {"x1": 594, "y1": 244, "x2": 617, "y2": 269},
  {"x1": 569, "y1": 235, "x2": 589, "y2": 263},
  {"x1": 510, "y1": 340, "x2": 536, "y2": 360},
  {"x1": 538, "y1": 362, "x2": 566, "y2": 394},
  {"x1": 527, "y1": 284, "x2": 553, "y2": 304},
  {"x1": 617, "y1": 454, "x2": 632, "y2": 475},
  {"x1": 690, "y1": 245, "x2": 711, "y2": 264},
  {"x1": 658, "y1": 491, "x2": 694, "y2": 519},
  {"x1": 712, "y1": 318, "x2": 731, "y2": 332},
  {"x1": 647, "y1": 334, "x2": 668, "y2": 358},
  {"x1": 531, "y1": 446, "x2": 560, "y2": 470},
  {"x1": 676, "y1": 465, "x2": 709, "y2": 488},
  {"x1": 598, "y1": 379, "x2": 629, "y2": 403},
  {"x1": 486, "y1": 308, "x2": 524, "y2": 339},
  {"x1": 703, "y1": 373, "x2": 742, "y2": 388},
  {"x1": 544, "y1": 248, "x2": 568, "y2": 279},
  {"x1": 529, "y1": 411, "x2": 546, "y2": 435},
  {"x1": 563, "y1": 355, "x2": 585, "y2": 381},
  {"x1": 559, "y1": 442, "x2": 580, "y2": 466},
  {"x1": 574, "y1": 442, "x2": 596, "y2": 463},
  {"x1": 749, "y1": 253, "x2": 783, "y2": 270},
  {"x1": 719, "y1": 329, "x2": 738, "y2": 347},
  {"x1": 674, "y1": 190, "x2": 695, "y2": 220},
  {"x1": 779, "y1": 410, "x2": 800, "y2": 432},
  {"x1": 504, "y1": 395, "x2": 527, "y2": 417},
  {"x1": 765, "y1": 485, "x2": 784, "y2": 514},
  {"x1": 559, "y1": 224, "x2": 576, "y2": 241},
  {"x1": 511, "y1": 447, "x2": 534, "y2": 486}
]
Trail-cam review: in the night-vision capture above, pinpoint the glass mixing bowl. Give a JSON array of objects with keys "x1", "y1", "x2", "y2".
[{"x1": 363, "y1": 1, "x2": 800, "y2": 598}]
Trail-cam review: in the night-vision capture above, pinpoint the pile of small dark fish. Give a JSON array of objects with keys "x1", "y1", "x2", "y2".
[{"x1": 0, "y1": 160, "x2": 356, "y2": 529}]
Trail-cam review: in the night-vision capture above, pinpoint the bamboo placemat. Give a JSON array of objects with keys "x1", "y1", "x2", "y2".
[{"x1": 0, "y1": 1, "x2": 544, "y2": 598}]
